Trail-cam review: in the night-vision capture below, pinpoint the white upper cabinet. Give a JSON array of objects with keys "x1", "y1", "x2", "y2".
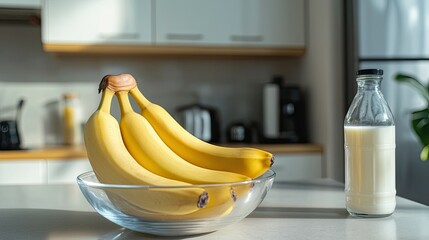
[
  {"x1": 257, "y1": 0, "x2": 305, "y2": 47},
  {"x1": 42, "y1": 0, "x2": 306, "y2": 55},
  {"x1": 155, "y1": 0, "x2": 241, "y2": 45},
  {"x1": 155, "y1": 0, "x2": 305, "y2": 47},
  {"x1": 42, "y1": 0, "x2": 152, "y2": 44},
  {"x1": 229, "y1": 0, "x2": 305, "y2": 47}
]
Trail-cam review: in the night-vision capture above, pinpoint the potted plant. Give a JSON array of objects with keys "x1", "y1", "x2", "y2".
[{"x1": 394, "y1": 73, "x2": 429, "y2": 161}]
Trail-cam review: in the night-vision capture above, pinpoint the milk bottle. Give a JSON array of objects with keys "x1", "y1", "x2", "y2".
[{"x1": 344, "y1": 69, "x2": 396, "y2": 217}]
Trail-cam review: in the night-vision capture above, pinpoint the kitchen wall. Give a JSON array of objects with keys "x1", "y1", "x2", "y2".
[
  {"x1": 0, "y1": 24, "x2": 301, "y2": 147},
  {"x1": 298, "y1": 0, "x2": 345, "y2": 180},
  {"x1": 0, "y1": 0, "x2": 345, "y2": 181}
]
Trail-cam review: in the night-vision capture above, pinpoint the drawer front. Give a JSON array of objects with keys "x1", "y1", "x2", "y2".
[
  {"x1": 271, "y1": 153, "x2": 322, "y2": 181},
  {"x1": 0, "y1": 160, "x2": 47, "y2": 184},
  {"x1": 47, "y1": 159, "x2": 92, "y2": 184}
]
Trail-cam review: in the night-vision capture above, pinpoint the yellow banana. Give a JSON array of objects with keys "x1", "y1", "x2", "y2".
[
  {"x1": 128, "y1": 86, "x2": 274, "y2": 179},
  {"x1": 116, "y1": 91, "x2": 251, "y2": 185},
  {"x1": 84, "y1": 86, "x2": 208, "y2": 215},
  {"x1": 116, "y1": 90, "x2": 251, "y2": 215}
]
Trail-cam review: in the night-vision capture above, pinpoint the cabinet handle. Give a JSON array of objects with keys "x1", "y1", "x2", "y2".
[
  {"x1": 98, "y1": 33, "x2": 140, "y2": 39},
  {"x1": 230, "y1": 35, "x2": 264, "y2": 42},
  {"x1": 166, "y1": 33, "x2": 204, "y2": 41}
]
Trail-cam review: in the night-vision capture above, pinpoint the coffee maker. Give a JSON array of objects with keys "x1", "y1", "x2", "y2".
[{"x1": 262, "y1": 76, "x2": 307, "y2": 143}]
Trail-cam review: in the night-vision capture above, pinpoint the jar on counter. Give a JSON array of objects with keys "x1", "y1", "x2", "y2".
[
  {"x1": 344, "y1": 69, "x2": 396, "y2": 217},
  {"x1": 63, "y1": 93, "x2": 83, "y2": 145}
]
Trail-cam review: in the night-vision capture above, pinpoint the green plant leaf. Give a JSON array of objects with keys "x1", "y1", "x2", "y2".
[
  {"x1": 420, "y1": 145, "x2": 429, "y2": 161},
  {"x1": 394, "y1": 74, "x2": 429, "y2": 104},
  {"x1": 395, "y1": 73, "x2": 429, "y2": 162},
  {"x1": 411, "y1": 108, "x2": 429, "y2": 146}
]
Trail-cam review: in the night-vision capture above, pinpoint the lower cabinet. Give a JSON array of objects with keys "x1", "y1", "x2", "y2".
[
  {"x1": 0, "y1": 160, "x2": 47, "y2": 185},
  {"x1": 0, "y1": 159, "x2": 92, "y2": 185},
  {"x1": 0, "y1": 152, "x2": 322, "y2": 184},
  {"x1": 47, "y1": 159, "x2": 92, "y2": 184},
  {"x1": 271, "y1": 153, "x2": 323, "y2": 181}
]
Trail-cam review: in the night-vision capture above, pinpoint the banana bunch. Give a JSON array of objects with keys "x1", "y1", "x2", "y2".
[{"x1": 84, "y1": 74, "x2": 274, "y2": 220}]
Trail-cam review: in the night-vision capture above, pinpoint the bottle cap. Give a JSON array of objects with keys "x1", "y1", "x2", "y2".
[
  {"x1": 63, "y1": 92, "x2": 78, "y2": 100},
  {"x1": 356, "y1": 69, "x2": 383, "y2": 76}
]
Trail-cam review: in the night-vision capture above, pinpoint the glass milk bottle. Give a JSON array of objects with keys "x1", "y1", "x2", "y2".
[{"x1": 344, "y1": 69, "x2": 396, "y2": 217}]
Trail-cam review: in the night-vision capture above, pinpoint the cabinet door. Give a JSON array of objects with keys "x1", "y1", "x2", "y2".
[
  {"x1": 259, "y1": 0, "x2": 305, "y2": 47},
  {"x1": 231, "y1": 0, "x2": 305, "y2": 47},
  {"x1": 47, "y1": 159, "x2": 92, "y2": 184},
  {"x1": 155, "y1": 0, "x2": 305, "y2": 47},
  {"x1": 0, "y1": 160, "x2": 47, "y2": 185},
  {"x1": 271, "y1": 153, "x2": 322, "y2": 181},
  {"x1": 42, "y1": 0, "x2": 152, "y2": 44},
  {"x1": 228, "y1": 0, "x2": 263, "y2": 46},
  {"x1": 155, "y1": 0, "x2": 241, "y2": 45}
]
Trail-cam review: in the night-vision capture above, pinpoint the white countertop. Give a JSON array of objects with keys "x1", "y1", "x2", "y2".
[{"x1": 1, "y1": 179, "x2": 428, "y2": 240}]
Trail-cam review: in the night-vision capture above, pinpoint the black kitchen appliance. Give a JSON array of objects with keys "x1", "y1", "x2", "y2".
[
  {"x1": 0, "y1": 99, "x2": 25, "y2": 150},
  {"x1": 262, "y1": 76, "x2": 307, "y2": 143},
  {"x1": 0, "y1": 120, "x2": 21, "y2": 150},
  {"x1": 226, "y1": 122, "x2": 251, "y2": 143}
]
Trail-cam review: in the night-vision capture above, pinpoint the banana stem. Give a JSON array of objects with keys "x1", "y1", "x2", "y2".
[
  {"x1": 116, "y1": 91, "x2": 134, "y2": 114},
  {"x1": 98, "y1": 89, "x2": 114, "y2": 113},
  {"x1": 99, "y1": 74, "x2": 137, "y2": 93},
  {"x1": 130, "y1": 88, "x2": 151, "y2": 110}
]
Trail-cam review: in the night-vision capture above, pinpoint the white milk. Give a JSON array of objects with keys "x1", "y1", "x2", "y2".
[{"x1": 344, "y1": 126, "x2": 396, "y2": 216}]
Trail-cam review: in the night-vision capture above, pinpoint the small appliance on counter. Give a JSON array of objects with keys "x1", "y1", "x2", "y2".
[
  {"x1": 226, "y1": 122, "x2": 252, "y2": 143},
  {"x1": 0, "y1": 98, "x2": 25, "y2": 150},
  {"x1": 176, "y1": 103, "x2": 220, "y2": 143},
  {"x1": 43, "y1": 92, "x2": 84, "y2": 146},
  {"x1": 262, "y1": 75, "x2": 307, "y2": 143}
]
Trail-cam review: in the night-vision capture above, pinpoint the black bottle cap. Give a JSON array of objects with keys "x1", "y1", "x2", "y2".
[{"x1": 356, "y1": 69, "x2": 383, "y2": 76}]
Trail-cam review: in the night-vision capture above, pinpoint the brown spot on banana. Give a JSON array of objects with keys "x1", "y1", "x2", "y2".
[
  {"x1": 197, "y1": 191, "x2": 209, "y2": 208},
  {"x1": 270, "y1": 156, "x2": 275, "y2": 167}
]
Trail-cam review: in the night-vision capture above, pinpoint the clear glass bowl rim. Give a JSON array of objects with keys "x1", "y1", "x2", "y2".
[{"x1": 77, "y1": 169, "x2": 275, "y2": 189}]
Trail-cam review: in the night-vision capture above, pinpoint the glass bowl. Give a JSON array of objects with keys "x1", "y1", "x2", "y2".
[{"x1": 77, "y1": 170, "x2": 275, "y2": 236}]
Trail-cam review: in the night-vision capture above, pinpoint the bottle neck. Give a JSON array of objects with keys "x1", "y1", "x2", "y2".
[{"x1": 356, "y1": 76, "x2": 382, "y2": 91}]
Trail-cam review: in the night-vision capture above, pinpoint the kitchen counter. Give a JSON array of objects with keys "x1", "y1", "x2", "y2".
[
  {"x1": 0, "y1": 179, "x2": 428, "y2": 239},
  {"x1": 0, "y1": 145, "x2": 87, "y2": 160},
  {"x1": 0, "y1": 144, "x2": 322, "y2": 160}
]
